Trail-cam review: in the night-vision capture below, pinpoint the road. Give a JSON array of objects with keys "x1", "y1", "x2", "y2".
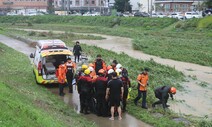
[{"x1": 0, "y1": 34, "x2": 152, "y2": 127}]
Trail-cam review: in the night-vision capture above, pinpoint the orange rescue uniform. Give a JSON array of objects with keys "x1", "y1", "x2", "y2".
[
  {"x1": 57, "y1": 64, "x2": 67, "y2": 84},
  {"x1": 137, "y1": 73, "x2": 149, "y2": 91}
]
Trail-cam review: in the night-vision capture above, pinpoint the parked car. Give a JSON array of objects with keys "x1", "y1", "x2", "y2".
[
  {"x1": 168, "y1": 12, "x2": 184, "y2": 19},
  {"x1": 116, "y1": 12, "x2": 123, "y2": 17},
  {"x1": 202, "y1": 9, "x2": 212, "y2": 17},
  {"x1": 6, "y1": 12, "x2": 19, "y2": 16},
  {"x1": 123, "y1": 12, "x2": 133, "y2": 17},
  {"x1": 151, "y1": 13, "x2": 158, "y2": 17},
  {"x1": 25, "y1": 12, "x2": 44, "y2": 16},
  {"x1": 83, "y1": 12, "x2": 100, "y2": 16},
  {"x1": 185, "y1": 12, "x2": 202, "y2": 19},
  {"x1": 157, "y1": 13, "x2": 166, "y2": 18},
  {"x1": 134, "y1": 12, "x2": 149, "y2": 17}
]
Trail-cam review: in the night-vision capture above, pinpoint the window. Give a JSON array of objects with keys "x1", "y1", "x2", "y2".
[
  {"x1": 92, "y1": 0, "x2": 95, "y2": 4},
  {"x1": 164, "y1": 4, "x2": 170, "y2": 12},
  {"x1": 76, "y1": 0, "x2": 79, "y2": 5},
  {"x1": 70, "y1": 1, "x2": 72, "y2": 5},
  {"x1": 182, "y1": 4, "x2": 188, "y2": 11},
  {"x1": 173, "y1": 4, "x2": 180, "y2": 12}
]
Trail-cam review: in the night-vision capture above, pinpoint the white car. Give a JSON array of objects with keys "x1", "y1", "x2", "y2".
[
  {"x1": 168, "y1": 12, "x2": 184, "y2": 19},
  {"x1": 91, "y1": 12, "x2": 101, "y2": 16},
  {"x1": 7, "y1": 12, "x2": 19, "y2": 16},
  {"x1": 157, "y1": 13, "x2": 166, "y2": 18},
  {"x1": 25, "y1": 12, "x2": 44, "y2": 16},
  {"x1": 185, "y1": 12, "x2": 202, "y2": 19}
]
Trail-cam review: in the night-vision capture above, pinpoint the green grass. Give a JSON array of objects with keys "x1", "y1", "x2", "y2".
[
  {"x1": 0, "y1": 43, "x2": 96, "y2": 127},
  {"x1": 0, "y1": 16, "x2": 211, "y2": 66}
]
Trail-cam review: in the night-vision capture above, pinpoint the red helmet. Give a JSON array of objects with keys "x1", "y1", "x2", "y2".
[
  {"x1": 98, "y1": 69, "x2": 105, "y2": 74},
  {"x1": 170, "y1": 87, "x2": 176, "y2": 94},
  {"x1": 107, "y1": 65, "x2": 112, "y2": 71}
]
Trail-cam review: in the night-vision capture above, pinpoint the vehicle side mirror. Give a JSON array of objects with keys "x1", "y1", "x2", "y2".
[{"x1": 30, "y1": 53, "x2": 34, "y2": 58}]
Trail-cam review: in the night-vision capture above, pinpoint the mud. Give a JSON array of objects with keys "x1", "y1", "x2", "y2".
[
  {"x1": 0, "y1": 34, "x2": 152, "y2": 127},
  {"x1": 4, "y1": 29, "x2": 212, "y2": 118}
]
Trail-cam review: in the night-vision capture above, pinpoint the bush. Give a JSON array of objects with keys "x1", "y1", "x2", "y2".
[
  {"x1": 28, "y1": 31, "x2": 36, "y2": 36},
  {"x1": 0, "y1": 15, "x2": 178, "y2": 29},
  {"x1": 198, "y1": 16, "x2": 212, "y2": 29}
]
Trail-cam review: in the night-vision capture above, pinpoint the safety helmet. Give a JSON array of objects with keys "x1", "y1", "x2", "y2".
[
  {"x1": 84, "y1": 69, "x2": 91, "y2": 75},
  {"x1": 170, "y1": 87, "x2": 176, "y2": 94},
  {"x1": 98, "y1": 69, "x2": 105, "y2": 74},
  {"x1": 88, "y1": 66, "x2": 94, "y2": 72},
  {"x1": 81, "y1": 64, "x2": 88, "y2": 70},
  {"x1": 89, "y1": 63, "x2": 94, "y2": 67},
  {"x1": 116, "y1": 64, "x2": 122, "y2": 69},
  {"x1": 108, "y1": 69, "x2": 114, "y2": 74},
  {"x1": 107, "y1": 65, "x2": 112, "y2": 71},
  {"x1": 116, "y1": 69, "x2": 122, "y2": 76}
]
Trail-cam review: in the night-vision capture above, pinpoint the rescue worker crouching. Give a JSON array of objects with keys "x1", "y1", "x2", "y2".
[
  {"x1": 57, "y1": 61, "x2": 67, "y2": 96},
  {"x1": 77, "y1": 69, "x2": 93, "y2": 114},
  {"x1": 152, "y1": 86, "x2": 176, "y2": 109},
  {"x1": 94, "y1": 69, "x2": 108, "y2": 117},
  {"x1": 65, "y1": 58, "x2": 76, "y2": 93}
]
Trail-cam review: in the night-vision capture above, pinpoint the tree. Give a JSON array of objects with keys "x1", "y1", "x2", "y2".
[
  {"x1": 205, "y1": 0, "x2": 212, "y2": 8},
  {"x1": 114, "y1": 0, "x2": 132, "y2": 12},
  {"x1": 137, "y1": 2, "x2": 145, "y2": 11}
]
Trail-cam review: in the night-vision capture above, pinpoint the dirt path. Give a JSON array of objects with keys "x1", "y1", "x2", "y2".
[
  {"x1": 12, "y1": 29, "x2": 212, "y2": 118},
  {"x1": 0, "y1": 34, "x2": 152, "y2": 127}
]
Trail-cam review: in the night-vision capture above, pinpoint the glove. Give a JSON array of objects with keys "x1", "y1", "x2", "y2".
[{"x1": 128, "y1": 88, "x2": 132, "y2": 92}]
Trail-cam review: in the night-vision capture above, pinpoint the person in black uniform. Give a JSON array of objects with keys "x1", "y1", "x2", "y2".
[
  {"x1": 65, "y1": 58, "x2": 76, "y2": 93},
  {"x1": 106, "y1": 72, "x2": 124, "y2": 120},
  {"x1": 152, "y1": 86, "x2": 177, "y2": 109},
  {"x1": 73, "y1": 41, "x2": 82, "y2": 63},
  {"x1": 120, "y1": 75, "x2": 131, "y2": 112},
  {"x1": 94, "y1": 69, "x2": 108, "y2": 116},
  {"x1": 77, "y1": 69, "x2": 93, "y2": 114}
]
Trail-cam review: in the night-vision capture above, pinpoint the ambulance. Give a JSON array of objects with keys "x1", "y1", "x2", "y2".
[{"x1": 30, "y1": 39, "x2": 73, "y2": 84}]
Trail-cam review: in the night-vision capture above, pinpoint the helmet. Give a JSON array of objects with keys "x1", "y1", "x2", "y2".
[
  {"x1": 116, "y1": 64, "x2": 122, "y2": 69},
  {"x1": 108, "y1": 69, "x2": 114, "y2": 74},
  {"x1": 88, "y1": 66, "x2": 94, "y2": 72},
  {"x1": 170, "y1": 87, "x2": 176, "y2": 94},
  {"x1": 116, "y1": 69, "x2": 122, "y2": 76},
  {"x1": 89, "y1": 63, "x2": 94, "y2": 67},
  {"x1": 82, "y1": 64, "x2": 88, "y2": 70},
  {"x1": 98, "y1": 69, "x2": 105, "y2": 74},
  {"x1": 84, "y1": 69, "x2": 91, "y2": 75},
  {"x1": 107, "y1": 65, "x2": 112, "y2": 70}
]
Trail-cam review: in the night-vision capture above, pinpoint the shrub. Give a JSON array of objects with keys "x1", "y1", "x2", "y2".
[{"x1": 28, "y1": 31, "x2": 36, "y2": 36}]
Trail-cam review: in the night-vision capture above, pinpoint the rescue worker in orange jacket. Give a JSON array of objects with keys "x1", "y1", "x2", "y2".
[
  {"x1": 57, "y1": 61, "x2": 67, "y2": 96},
  {"x1": 93, "y1": 54, "x2": 107, "y2": 75},
  {"x1": 152, "y1": 86, "x2": 176, "y2": 109},
  {"x1": 65, "y1": 58, "x2": 76, "y2": 93},
  {"x1": 134, "y1": 68, "x2": 149, "y2": 109},
  {"x1": 77, "y1": 69, "x2": 93, "y2": 114},
  {"x1": 94, "y1": 69, "x2": 108, "y2": 116}
]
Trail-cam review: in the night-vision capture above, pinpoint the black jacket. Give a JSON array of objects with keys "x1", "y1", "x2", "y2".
[{"x1": 73, "y1": 45, "x2": 82, "y2": 55}]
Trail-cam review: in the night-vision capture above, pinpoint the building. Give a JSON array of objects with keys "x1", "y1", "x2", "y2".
[
  {"x1": 0, "y1": 0, "x2": 48, "y2": 13},
  {"x1": 130, "y1": 0, "x2": 142, "y2": 11},
  {"x1": 154, "y1": 0, "x2": 205, "y2": 12},
  {"x1": 137, "y1": 0, "x2": 205, "y2": 13},
  {"x1": 54, "y1": 0, "x2": 109, "y2": 12}
]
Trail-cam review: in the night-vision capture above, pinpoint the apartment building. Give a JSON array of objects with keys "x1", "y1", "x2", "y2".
[
  {"x1": 0, "y1": 0, "x2": 48, "y2": 11},
  {"x1": 54, "y1": 0, "x2": 109, "y2": 12}
]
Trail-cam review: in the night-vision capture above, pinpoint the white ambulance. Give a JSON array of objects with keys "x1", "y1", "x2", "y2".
[{"x1": 30, "y1": 39, "x2": 73, "y2": 84}]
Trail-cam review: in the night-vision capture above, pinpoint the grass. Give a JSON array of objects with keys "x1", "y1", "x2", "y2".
[
  {"x1": 0, "y1": 43, "x2": 96, "y2": 127},
  {"x1": 0, "y1": 16, "x2": 211, "y2": 66}
]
